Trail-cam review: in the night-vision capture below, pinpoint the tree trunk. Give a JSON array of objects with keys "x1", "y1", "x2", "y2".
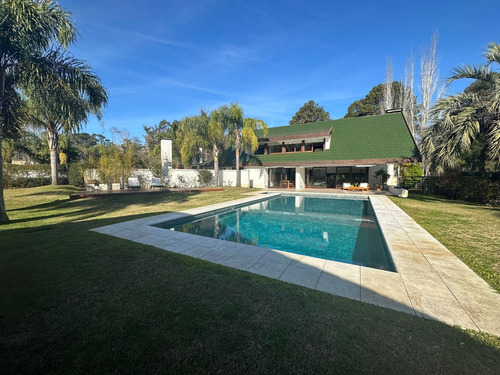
[
  {"x1": 47, "y1": 127, "x2": 59, "y2": 185},
  {"x1": 0, "y1": 66, "x2": 9, "y2": 223},
  {"x1": 0, "y1": 128, "x2": 9, "y2": 223},
  {"x1": 213, "y1": 143, "x2": 219, "y2": 187},
  {"x1": 235, "y1": 126, "x2": 241, "y2": 187}
]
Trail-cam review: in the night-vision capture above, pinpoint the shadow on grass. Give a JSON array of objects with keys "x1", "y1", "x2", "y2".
[
  {"x1": 2, "y1": 187, "x2": 499, "y2": 373},
  {"x1": 15, "y1": 186, "x2": 84, "y2": 197},
  {"x1": 6, "y1": 190, "x2": 202, "y2": 225},
  {"x1": 1, "y1": 211, "x2": 500, "y2": 374}
]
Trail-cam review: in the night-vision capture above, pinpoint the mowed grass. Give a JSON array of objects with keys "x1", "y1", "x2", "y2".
[
  {"x1": 1, "y1": 186, "x2": 499, "y2": 374},
  {"x1": 389, "y1": 193, "x2": 500, "y2": 293}
]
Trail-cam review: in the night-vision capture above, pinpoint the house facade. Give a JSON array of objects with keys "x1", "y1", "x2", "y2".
[
  {"x1": 161, "y1": 112, "x2": 420, "y2": 189},
  {"x1": 230, "y1": 112, "x2": 420, "y2": 189}
]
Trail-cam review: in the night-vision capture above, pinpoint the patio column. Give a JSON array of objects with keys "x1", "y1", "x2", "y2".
[{"x1": 295, "y1": 167, "x2": 305, "y2": 190}]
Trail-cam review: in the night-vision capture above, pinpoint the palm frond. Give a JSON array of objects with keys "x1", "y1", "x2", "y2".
[
  {"x1": 0, "y1": 72, "x2": 25, "y2": 138},
  {"x1": 485, "y1": 119, "x2": 500, "y2": 160},
  {"x1": 485, "y1": 42, "x2": 500, "y2": 66},
  {"x1": 1, "y1": 0, "x2": 76, "y2": 53},
  {"x1": 18, "y1": 49, "x2": 108, "y2": 133}
]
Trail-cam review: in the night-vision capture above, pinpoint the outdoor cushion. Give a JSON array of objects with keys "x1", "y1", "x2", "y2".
[
  {"x1": 151, "y1": 177, "x2": 164, "y2": 188},
  {"x1": 128, "y1": 177, "x2": 140, "y2": 188}
]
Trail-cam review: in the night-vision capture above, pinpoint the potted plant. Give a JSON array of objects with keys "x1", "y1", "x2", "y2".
[{"x1": 374, "y1": 169, "x2": 390, "y2": 191}]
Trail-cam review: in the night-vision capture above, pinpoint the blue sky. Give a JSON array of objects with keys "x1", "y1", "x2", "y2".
[{"x1": 59, "y1": 0, "x2": 499, "y2": 140}]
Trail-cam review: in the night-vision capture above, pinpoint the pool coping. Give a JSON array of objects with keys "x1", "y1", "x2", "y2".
[{"x1": 91, "y1": 191, "x2": 500, "y2": 336}]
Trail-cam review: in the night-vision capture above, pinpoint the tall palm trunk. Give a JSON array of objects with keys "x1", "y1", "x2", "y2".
[
  {"x1": 235, "y1": 125, "x2": 241, "y2": 187},
  {"x1": 47, "y1": 126, "x2": 59, "y2": 185},
  {"x1": 0, "y1": 126, "x2": 8, "y2": 223},
  {"x1": 0, "y1": 68, "x2": 9, "y2": 223},
  {"x1": 213, "y1": 143, "x2": 219, "y2": 186}
]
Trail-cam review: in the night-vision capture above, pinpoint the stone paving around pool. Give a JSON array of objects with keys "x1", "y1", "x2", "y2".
[{"x1": 91, "y1": 192, "x2": 500, "y2": 336}]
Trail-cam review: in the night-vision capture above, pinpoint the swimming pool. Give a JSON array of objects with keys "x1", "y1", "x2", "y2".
[{"x1": 154, "y1": 195, "x2": 394, "y2": 271}]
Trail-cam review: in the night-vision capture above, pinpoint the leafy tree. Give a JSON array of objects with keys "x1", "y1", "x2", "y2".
[
  {"x1": 61, "y1": 132, "x2": 105, "y2": 163},
  {"x1": 143, "y1": 119, "x2": 182, "y2": 168},
  {"x1": 421, "y1": 42, "x2": 500, "y2": 173},
  {"x1": 1, "y1": 129, "x2": 48, "y2": 164},
  {"x1": 0, "y1": 0, "x2": 80, "y2": 222},
  {"x1": 345, "y1": 82, "x2": 406, "y2": 118},
  {"x1": 400, "y1": 163, "x2": 423, "y2": 188},
  {"x1": 289, "y1": 100, "x2": 330, "y2": 125}
]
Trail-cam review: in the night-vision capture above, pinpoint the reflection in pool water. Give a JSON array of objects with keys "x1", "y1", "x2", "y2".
[{"x1": 155, "y1": 196, "x2": 394, "y2": 271}]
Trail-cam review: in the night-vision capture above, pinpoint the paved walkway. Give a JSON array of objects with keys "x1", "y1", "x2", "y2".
[{"x1": 92, "y1": 192, "x2": 500, "y2": 336}]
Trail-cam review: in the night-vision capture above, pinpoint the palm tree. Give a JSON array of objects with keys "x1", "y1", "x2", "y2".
[
  {"x1": 179, "y1": 111, "x2": 210, "y2": 169},
  {"x1": 208, "y1": 105, "x2": 231, "y2": 186},
  {"x1": 422, "y1": 42, "x2": 500, "y2": 172},
  {"x1": 26, "y1": 51, "x2": 108, "y2": 185},
  {"x1": 225, "y1": 103, "x2": 268, "y2": 187},
  {"x1": 0, "y1": 0, "x2": 80, "y2": 223}
]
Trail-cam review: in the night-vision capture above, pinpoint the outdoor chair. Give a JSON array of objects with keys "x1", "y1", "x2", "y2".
[
  {"x1": 359, "y1": 182, "x2": 369, "y2": 191},
  {"x1": 342, "y1": 183, "x2": 352, "y2": 191},
  {"x1": 128, "y1": 177, "x2": 140, "y2": 189},
  {"x1": 150, "y1": 177, "x2": 164, "y2": 189}
]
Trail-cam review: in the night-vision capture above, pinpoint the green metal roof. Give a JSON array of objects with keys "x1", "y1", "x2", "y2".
[
  {"x1": 255, "y1": 120, "x2": 332, "y2": 139},
  {"x1": 226, "y1": 113, "x2": 420, "y2": 167}
]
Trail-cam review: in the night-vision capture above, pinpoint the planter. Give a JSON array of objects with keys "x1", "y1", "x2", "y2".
[
  {"x1": 374, "y1": 184, "x2": 383, "y2": 191},
  {"x1": 99, "y1": 183, "x2": 110, "y2": 191},
  {"x1": 111, "y1": 183, "x2": 121, "y2": 190}
]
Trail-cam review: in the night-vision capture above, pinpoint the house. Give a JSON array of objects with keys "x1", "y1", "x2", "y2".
[{"x1": 162, "y1": 112, "x2": 421, "y2": 189}]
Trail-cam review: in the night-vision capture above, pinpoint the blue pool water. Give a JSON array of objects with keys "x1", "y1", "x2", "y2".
[{"x1": 154, "y1": 195, "x2": 394, "y2": 271}]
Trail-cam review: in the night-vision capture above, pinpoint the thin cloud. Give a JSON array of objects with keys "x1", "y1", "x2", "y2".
[{"x1": 129, "y1": 31, "x2": 205, "y2": 51}]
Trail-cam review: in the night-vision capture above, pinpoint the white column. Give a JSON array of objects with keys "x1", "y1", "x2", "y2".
[
  {"x1": 295, "y1": 167, "x2": 305, "y2": 190},
  {"x1": 160, "y1": 139, "x2": 172, "y2": 184}
]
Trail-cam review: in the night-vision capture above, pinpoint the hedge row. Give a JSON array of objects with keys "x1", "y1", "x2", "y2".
[
  {"x1": 421, "y1": 171, "x2": 500, "y2": 206},
  {"x1": 2, "y1": 164, "x2": 69, "y2": 188}
]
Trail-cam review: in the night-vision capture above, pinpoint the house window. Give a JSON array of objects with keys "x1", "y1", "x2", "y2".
[
  {"x1": 285, "y1": 143, "x2": 301, "y2": 152},
  {"x1": 269, "y1": 145, "x2": 282, "y2": 153},
  {"x1": 255, "y1": 145, "x2": 266, "y2": 155},
  {"x1": 312, "y1": 142, "x2": 324, "y2": 151}
]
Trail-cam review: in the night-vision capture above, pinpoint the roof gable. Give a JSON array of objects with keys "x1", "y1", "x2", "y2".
[{"x1": 221, "y1": 113, "x2": 421, "y2": 167}]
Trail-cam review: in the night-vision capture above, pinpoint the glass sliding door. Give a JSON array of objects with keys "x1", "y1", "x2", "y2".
[
  {"x1": 351, "y1": 167, "x2": 367, "y2": 184},
  {"x1": 269, "y1": 168, "x2": 295, "y2": 188},
  {"x1": 335, "y1": 167, "x2": 350, "y2": 188}
]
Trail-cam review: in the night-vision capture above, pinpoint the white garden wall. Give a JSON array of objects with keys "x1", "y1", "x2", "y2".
[
  {"x1": 168, "y1": 168, "x2": 267, "y2": 188},
  {"x1": 368, "y1": 164, "x2": 398, "y2": 188}
]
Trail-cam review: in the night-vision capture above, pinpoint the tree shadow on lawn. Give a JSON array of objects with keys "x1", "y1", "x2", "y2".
[
  {"x1": 15, "y1": 186, "x2": 84, "y2": 197},
  {"x1": 1, "y1": 214, "x2": 500, "y2": 374},
  {"x1": 5, "y1": 190, "x2": 202, "y2": 225}
]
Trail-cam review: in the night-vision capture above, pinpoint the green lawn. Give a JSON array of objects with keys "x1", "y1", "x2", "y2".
[
  {"x1": 389, "y1": 193, "x2": 500, "y2": 293},
  {"x1": 1, "y1": 186, "x2": 499, "y2": 374}
]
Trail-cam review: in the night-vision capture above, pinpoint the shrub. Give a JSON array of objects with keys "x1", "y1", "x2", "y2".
[
  {"x1": 198, "y1": 170, "x2": 213, "y2": 187},
  {"x1": 67, "y1": 163, "x2": 85, "y2": 187},
  {"x1": 374, "y1": 169, "x2": 390, "y2": 185},
  {"x1": 401, "y1": 163, "x2": 423, "y2": 188}
]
